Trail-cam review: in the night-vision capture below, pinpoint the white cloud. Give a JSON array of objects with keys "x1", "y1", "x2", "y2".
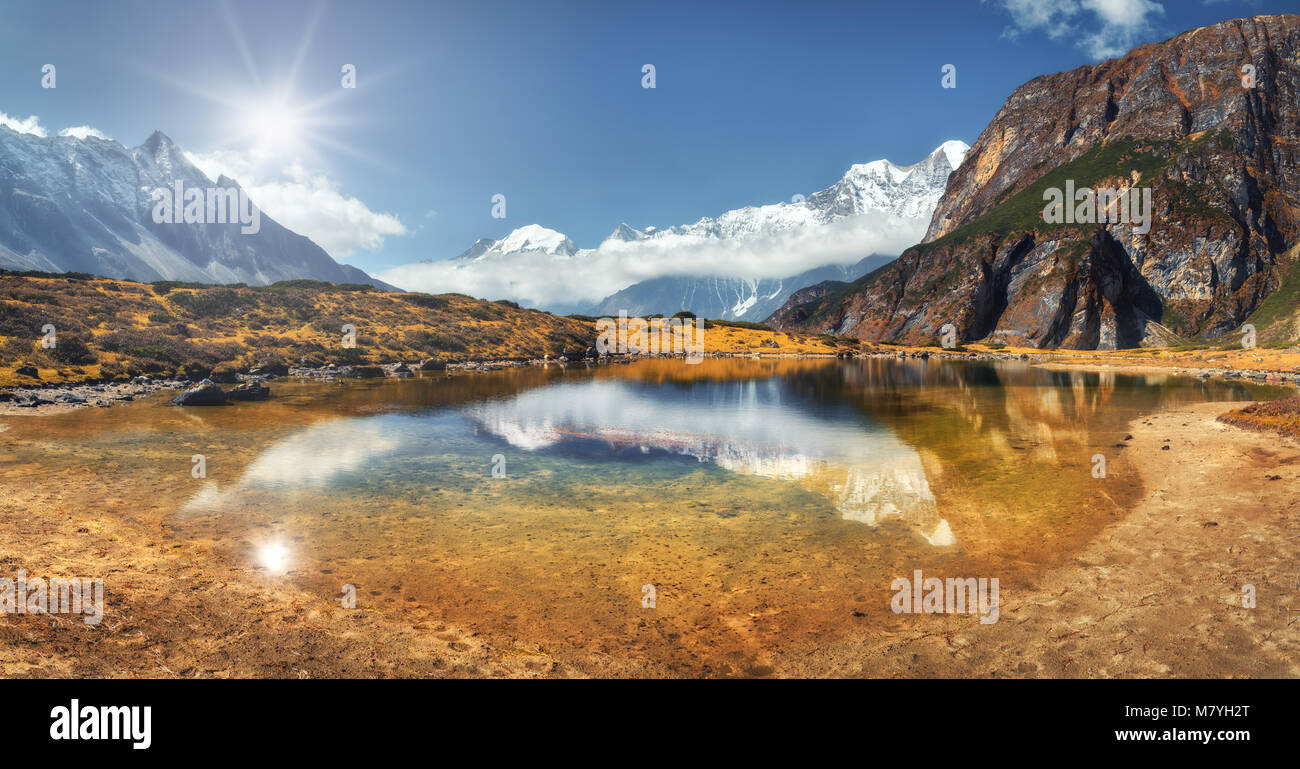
[
  {"x1": 0, "y1": 112, "x2": 47, "y2": 137},
  {"x1": 58, "y1": 125, "x2": 111, "y2": 141},
  {"x1": 990, "y1": 0, "x2": 1165, "y2": 59},
  {"x1": 378, "y1": 212, "x2": 922, "y2": 309},
  {"x1": 186, "y1": 149, "x2": 407, "y2": 258}
]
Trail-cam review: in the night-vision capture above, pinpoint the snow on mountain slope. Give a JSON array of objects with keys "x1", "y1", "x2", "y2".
[
  {"x1": 587, "y1": 255, "x2": 893, "y2": 322},
  {"x1": 455, "y1": 224, "x2": 581, "y2": 262},
  {"x1": 0, "y1": 125, "x2": 395, "y2": 289},
  {"x1": 382, "y1": 141, "x2": 967, "y2": 310}
]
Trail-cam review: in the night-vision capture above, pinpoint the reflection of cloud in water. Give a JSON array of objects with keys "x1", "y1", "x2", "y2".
[
  {"x1": 180, "y1": 418, "x2": 404, "y2": 515},
  {"x1": 465, "y1": 380, "x2": 954, "y2": 544},
  {"x1": 243, "y1": 419, "x2": 403, "y2": 487}
]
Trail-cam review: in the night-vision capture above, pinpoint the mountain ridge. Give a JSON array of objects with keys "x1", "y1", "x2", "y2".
[
  {"x1": 0, "y1": 125, "x2": 397, "y2": 290},
  {"x1": 413, "y1": 140, "x2": 966, "y2": 316}
]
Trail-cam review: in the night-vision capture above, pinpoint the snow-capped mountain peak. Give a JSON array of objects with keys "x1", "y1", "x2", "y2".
[
  {"x1": 0, "y1": 125, "x2": 392, "y2": 288},
  {"x1": 845, "y1": 158, "x2": 912, "y2": 185},
  {"x1": 454, "y1": 224, "x2": 581, "y2": 262},
  {"x1": 937, "y1": 139, "x2": 969, "y2": 171},
  {"x1": 603, "y1": 222, "x2": 648, "y2": 245},
  {"x1": 495, "y1": 224, "x2": 578, "y2": 255}
]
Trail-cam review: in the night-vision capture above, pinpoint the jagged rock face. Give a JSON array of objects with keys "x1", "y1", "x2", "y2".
[{"x1": 776, "y1": 14, "x2": 1300, "y2": 349}]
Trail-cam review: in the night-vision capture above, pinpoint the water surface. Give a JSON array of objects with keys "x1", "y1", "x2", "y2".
[{"x1": 1, "y1": 358, "x2": 1284, "y2": 675}]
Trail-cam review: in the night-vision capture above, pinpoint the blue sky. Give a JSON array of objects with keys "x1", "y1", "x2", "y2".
[{"x1": 0, "y1": 0, "x2": 1287, "y2": 276}]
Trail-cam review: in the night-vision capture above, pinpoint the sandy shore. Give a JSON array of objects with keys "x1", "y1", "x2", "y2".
[
  {"x1": 0, "y1": 473, "x2": 562, "y2": 677},
  {"x1": 783, "y1": 401, "x2": 1300, "y2": 677},
  {"x1": 2, "y1": 396, "x2": 1297, "y2": 677}
]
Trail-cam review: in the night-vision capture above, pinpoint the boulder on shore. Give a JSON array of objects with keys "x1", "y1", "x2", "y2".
[{"x1": 172, "y1": 379, "x2": 228, "y2": 406}]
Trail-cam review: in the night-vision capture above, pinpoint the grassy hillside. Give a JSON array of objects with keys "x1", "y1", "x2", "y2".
[
  {"x1": 0, "y1": 272, "x2": 841, "y2": 388},
  {"x1": 1243, "y1": 240, "x2": 1300, "y2": 345},
  {"x1": 0, "y1": 271, "x2": 594, "y2": 386}
]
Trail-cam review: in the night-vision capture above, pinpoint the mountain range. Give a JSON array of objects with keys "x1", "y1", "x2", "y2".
[
  {"x1": 393, "y1": 140, "x2": 968, "y2": 319},
  {"x1": 0, "y1": 126, "x2": 394, "y2": 289},
  {"x1": 772, "y1": 13, "x2": 1300, "y2": 349}
]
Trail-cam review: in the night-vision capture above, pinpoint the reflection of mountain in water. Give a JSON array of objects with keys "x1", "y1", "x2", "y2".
[{"x1": 464, "y1": 378, "x2": 955, "y2": 544}]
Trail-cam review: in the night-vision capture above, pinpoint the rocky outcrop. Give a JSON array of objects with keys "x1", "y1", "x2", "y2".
[
  {"x1": 775, "y1": 14, "x2": 1300, "y2": 349},
  {"x1": 765, "y1": 279, "x2": 851, "y2": 327}
]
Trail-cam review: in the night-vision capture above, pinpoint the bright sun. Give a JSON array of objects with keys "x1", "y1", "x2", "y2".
[{"x1": 244, "y1": 101, "x2": 302, "y2": 154}]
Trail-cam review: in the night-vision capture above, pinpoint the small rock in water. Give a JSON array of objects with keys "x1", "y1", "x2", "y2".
[
  {"x1": 172, "y1": 379, "x2": 228, "y2": 406},
  {"x1": 227, "y1": 381, "x2": 271, "y2": 401}
]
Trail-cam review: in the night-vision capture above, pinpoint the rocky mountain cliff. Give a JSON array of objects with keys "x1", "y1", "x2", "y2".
[{"x1": 774, "y1": 14, "x2": 1300, "y2": 349}]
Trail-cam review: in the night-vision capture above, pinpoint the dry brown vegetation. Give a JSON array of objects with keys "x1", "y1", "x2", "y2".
[
  {"x1": 0, "y1": 272, "x2": 849, "y2": 389},
  {"x1": 0, "y1": 272, "x2": 595, "y2": 387},
  {"x1": 1218, "y1": 395, "x2": 1300, "y2": 436}
]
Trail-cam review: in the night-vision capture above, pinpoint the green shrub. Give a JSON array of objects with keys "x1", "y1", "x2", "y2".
[
  {"x1": 171, "y1": 288, "x2": 246, "y2": 318},
  {"x1": 49, "y1": 333, "x2": 97, "y2": 365},
  {"x1": 399, "y1": 294, "x2": 451, "y2": 310}
]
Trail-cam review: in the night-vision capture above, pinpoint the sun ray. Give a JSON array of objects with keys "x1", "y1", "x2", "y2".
[
  {"x1": 219, "y1": 0, "x2": 263, "y2": 91},
  {"x1": 288, "y1": 1, "x2": 326, "y2": 88},
  {"x1": 138, "y1": 1, "x2": 407, "y2": 186}
]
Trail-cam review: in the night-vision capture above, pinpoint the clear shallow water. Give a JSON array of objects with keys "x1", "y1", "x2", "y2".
[{"x1": 0, "y1": 358, "x2": 1287, "y2": 674}]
